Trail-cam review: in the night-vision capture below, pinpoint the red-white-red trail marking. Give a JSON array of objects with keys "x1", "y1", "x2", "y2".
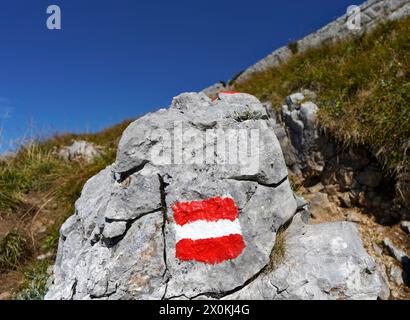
[{"x1": 172, "y1": 197, "x2": 246, "y2": 264}]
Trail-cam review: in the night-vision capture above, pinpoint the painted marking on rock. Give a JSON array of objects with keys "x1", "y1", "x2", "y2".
[
  {"x1": 172, "y1": 197, "x2": 246, "y2": 264},
  {"x1": 220, "y1": 90, "x2": 241, "y2": 95},
  {"x1": 212, "y1": 90, "x2": 242, "y2": 101}
]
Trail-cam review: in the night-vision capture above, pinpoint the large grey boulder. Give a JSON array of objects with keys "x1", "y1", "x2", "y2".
[
  {"x1": 46, "y1": 92, "x2": 387, "y2": 300},
  {"x1": 46, "y1": 92, "x2": 296, "y2": 300}
]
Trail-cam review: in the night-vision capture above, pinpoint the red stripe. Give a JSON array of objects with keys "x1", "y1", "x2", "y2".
[
  {"x1": 176, "y1": 234, "x2": 245, "y2": 264},
  {"x1": 172, "y1": 197, "x2": 239, "y2": 226},
  {"x1": 220, "y1": 91, "x2": 241, "y2": 95},
  {"x1": 211, "y1": 91, "x2": 242, "y2": 102}
]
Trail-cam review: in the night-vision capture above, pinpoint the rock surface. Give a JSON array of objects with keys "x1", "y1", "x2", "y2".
[
  {"x1": 58, "y1": 140, "x2": 101, "y2": 162},
  {"x1": 224, "y1": 214, "x2": 388, "y2": 300},
  {"x1": 383, "y1": 239, "x2": 410, "y2": 266},
  {"x1": 275, "y1": 92, "x2": 408, "y2": 219},
  {"x1": 46, "y1": 92, "x2": 387, "y2": 300},
  {"x1": 401, "y1": 221, "x2": 410, "y2": 235},
  {"x1": 201, "y1": 82, "x2": 227, "y2": 99},
  {"x1": 280, "y1": 94, "x2": 323, "y2": 178}
]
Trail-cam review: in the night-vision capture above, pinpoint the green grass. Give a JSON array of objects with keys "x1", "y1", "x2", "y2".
[
  {"x1": 0, "y1": 120, "x2": 133, "y2": 296},
  {"x1": 41, "y1": 227, "x2": 61, "y2": 252},
  {"x1": 234, "y1": 17, "x2": 410, "y2": 176},
  {"x1": 15, "y1": 260, "x2": 52, "y2": 300},
  {"x1": 265, "y1": 230, "x2": 287, "y2": 273},
  {"x1": 0, "y1": 231, "x2": 27, "y2": 271},
  {"x1": 0, "y1": 120, "x2": 132, "y2": 214}
]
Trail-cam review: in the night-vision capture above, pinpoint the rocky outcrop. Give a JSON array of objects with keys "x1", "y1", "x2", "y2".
[
  {"x1": 275, "y1": 92, "x2": 409, "y2": 222},
  {"x1": 46, "y1": 92, "x2": 387, "y2": 300},
  {"x1": 235, "y1": 0, "x2": 410, "y2": 83},
  {"x1": 270, "y1": 91, "x2": 410, "y2": 297},
  {"x1": 278, "y1": 92, "x2": 323, "y2": 180}
]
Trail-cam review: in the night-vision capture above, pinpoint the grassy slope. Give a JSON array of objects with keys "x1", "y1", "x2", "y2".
[
  {"x1": 234, "y1": 17, "x2": 410, "y2": 175},
  {"x1": 0, "y1": 120, "x2": 132, "y2": 298}
]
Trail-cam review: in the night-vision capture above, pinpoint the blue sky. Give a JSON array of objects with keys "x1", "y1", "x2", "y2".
[{"x1": 0, "y1": 0, "x2": 356, "y2": 152}]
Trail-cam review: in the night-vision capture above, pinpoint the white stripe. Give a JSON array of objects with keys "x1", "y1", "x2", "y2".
[{"x1": 175, "y1": 219, "x2": 242, "y2": 242}]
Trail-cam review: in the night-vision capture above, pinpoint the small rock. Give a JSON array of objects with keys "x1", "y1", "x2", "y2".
[
  {"x1": 58, "y1": 140, "x2": 102, "y2": 162},
  {"x1": 358, "y1": 191, "x2": 367, "y2": 207},
  {"x1": 338, "y1": 193, "x2": 352, "y2": 208},
  {"x1": 337, "y1": 168, "x2": 355, "y2": 190},
  {"x1": 343, "y1": 211, "x2": 361, "y2": 223},
  {"x1": 372, "y1": 243, "x2": 383, "y2": 256},
  {"x1": 324, "y1": 184, "x2": 339, "y2": 196},
  {"x1": 287, "y1": 92, "x2": 305, "y2": 105},
  {"x1": 295, "y1": 194, "x2": 309, "y2": 211},
  {"x1": 103, "y1": 221, "x2": 128, "y2": 240},
  {"x1": 47, "y1": 265, "x2": 54, "y2": 275},
  {"x1": 401, "y1": 221, "x2": 410, "y2": 235},
  {"x1": 308, "y1": 183, "x2": 324, "y2": 193},
  {"x1": 37, "y1": 252, "x2": 54, "y2": 261},
  {"x1": 306, "y1": 192, "x2": 340, "y2": 220},
  {"x1": 383, "y1": 239, "x2": 410, "y2": 266},
  {"x1": 262, "y1": 101, "x2": 277, "y2": 121},
  {"x1": 279, "y1": 95, "x2": 323, "y2": 180},
  {"x1": 300, "y1": 102, "x2": 319, "y2": 128},
  {"x1": 390, "y1": 265, "x2": 404, "y2": 286}
]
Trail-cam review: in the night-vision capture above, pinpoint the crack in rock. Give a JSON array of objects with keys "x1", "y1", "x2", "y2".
[
  {"x1": 102, "y1": 208, "x2": 163, "y2": 248},
  {"x1": 226, "y1": 175, "x2": 288, "y2": 189},
  {"x1": 115, "y1": 160, "x2": 150, "y2": 183},
  {"x1": 158, "y1": 174, "x2": 171, "y2": 300}
]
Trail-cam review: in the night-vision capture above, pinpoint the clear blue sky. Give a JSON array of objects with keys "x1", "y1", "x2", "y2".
[{"x1": 0, "y1": 0, "x2": 357, "y2": 152}]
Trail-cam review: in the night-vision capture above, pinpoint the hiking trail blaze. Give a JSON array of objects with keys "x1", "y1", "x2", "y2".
[{"x1": 172, "y1": 197, "x2": 246, "y2": 264}]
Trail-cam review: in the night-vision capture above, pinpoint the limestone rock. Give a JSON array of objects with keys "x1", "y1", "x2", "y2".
[
  {"x1": 390, "y1": 265, "x2": 404, "y2": 287},
  {"x1": 383, "y1": 239, "x2": 410, "y2": 266},
  {"x1": 58, "y1": 141, "x2": 101, "y2": 162},
  {"x1": 46, "y1": 92, "x2": 387, "y2": 301},
  {"x1": 224, "y1": 214, "x2": 388, "y2": 300},
  {"x1": 46, "y1": 92, "x2": 297, "y2": 300},
  {"x1": 280, "y1": 95, "x2": 324, "y2": 179},
  {"x1": 401, "y1": 221, "x2": 410, "y2": 235}
]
